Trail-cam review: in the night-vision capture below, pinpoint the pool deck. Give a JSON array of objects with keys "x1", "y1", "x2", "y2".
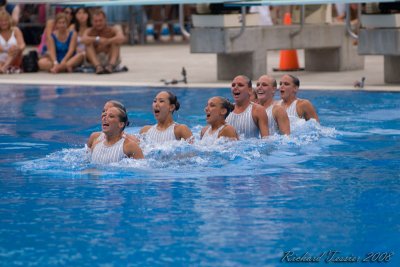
[{"x1": 1, "y1": 43, "x2": 399, "y2": 91}]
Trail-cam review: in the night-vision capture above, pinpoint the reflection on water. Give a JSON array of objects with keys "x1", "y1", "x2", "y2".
[{"x1": 1, "y1": 85, "x2": 400, "y2": 266}]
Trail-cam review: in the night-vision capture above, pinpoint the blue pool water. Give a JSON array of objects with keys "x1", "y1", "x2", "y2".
[{"x1": 0, "y1": 84, "x2": 399, "y2": 266}]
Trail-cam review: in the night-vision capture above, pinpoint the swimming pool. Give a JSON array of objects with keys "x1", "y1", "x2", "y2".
[{"x1": 1, "y1": 84, "x2": 399, "y2": 266}]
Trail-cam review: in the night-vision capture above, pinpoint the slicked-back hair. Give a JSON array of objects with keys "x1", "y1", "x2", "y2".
[
  {"x1": 106, "y1": 100, "x2": 130, "y2": 127},
  {"x1": 287, "y1": 74, "x2": 300, "y2": 87},
  {"x1": 217, "y1": 97, "x2": 235, "y2": 118},
  {"x1": 165, "y1": 91, "x2": 180, "y2": 112},
  {"x1": 115, "y1": 107, "x2": 129, "y2": 130},
  {"x1": 240, "y1": 75, "x2": 252, "y2": 88}
]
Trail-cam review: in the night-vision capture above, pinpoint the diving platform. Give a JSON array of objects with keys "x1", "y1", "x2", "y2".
[
  {"x1": 359, "y1": 13, "x2": 400, "y2": 83},
  {"x1": 190, "y1": 22, "x2": 363, "y2": 80}
]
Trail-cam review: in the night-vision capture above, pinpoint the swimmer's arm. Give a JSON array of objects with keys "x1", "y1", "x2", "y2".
[
  {"x1": 300, "y1": 100, "x2": 319, "y2": 122},
  {"x1": 253, "y1": 104, "x2": 269, "y2": 138},
  {"x1": 175, "y1": 124, "x2": 194, "y2": 143},
  {"x1": 87, "y1": 132, "x2": 101, "y2": 150},
  {"x1": 124, "y1": 139, "x2": 144, "y2": 159},
  {"x1": 139, "y1": 125, "x2": 151, "y2": 135},
  {"x1": 273, "y1": 105, "x2": 290, "y2": 135},
  {"x1": 219, "y1": 125, "x2": 238, "y2": 140}
]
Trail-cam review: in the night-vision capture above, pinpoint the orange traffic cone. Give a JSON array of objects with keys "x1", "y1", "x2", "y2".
[{"x1": 273, "y1": 13, "x2": 304, "y2": 72}]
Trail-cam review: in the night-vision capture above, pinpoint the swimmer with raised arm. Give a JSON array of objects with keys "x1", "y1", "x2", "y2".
[
  {"x1": 226, "y1": 75, "x2": 269, "y2": 138},
  {"x1": 201, "y1": 96, "x2": 238, "y2": 141},
  {"x1": 256, "y1": 75, "x2": 290, "y2": 135},
  {"x1": 91, "y1": 106, "x2": 144, "y2": 164},
  {"x1": 278, "y1": 74, "x2": 319, "y2": 122},
  {"x1": 140, "y1": 91, "x2": 193, "y2": 143},
  {"x1": 87, "y1": 100, "x2": 139, "y2": 149}
]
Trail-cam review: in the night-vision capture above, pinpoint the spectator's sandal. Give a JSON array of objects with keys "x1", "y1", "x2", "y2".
[
  {"x1": 104, "y1": 64, "x2": 114, "y2": 74},
  {"x1": 95, "y1": 65, "x2": 105, "y2": 75}
]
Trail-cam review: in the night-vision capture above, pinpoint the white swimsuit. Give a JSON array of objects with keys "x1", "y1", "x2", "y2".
[
  {"x1": 201, "y1": 124, "x2": 226, "y2": 143},
  {"x1": 91, "y1": 137, "x2": 126, "y2": 164},
  {"x1": 265, "y1": 105, "x2": 279, "y2": 135},
  {"x1": 145, "y1": 123, "x2": 177, "y2": 143},
  {"x1": 279, "y1": 99, "x2": 301, "y2": 120},
  {"x1": 226, "y1": 103, "x2": 259, "y2": 138}
]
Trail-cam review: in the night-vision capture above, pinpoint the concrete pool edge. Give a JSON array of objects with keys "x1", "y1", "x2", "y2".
[{"x1": 1, "y1": 79, "x2": 400, "y2": 92}]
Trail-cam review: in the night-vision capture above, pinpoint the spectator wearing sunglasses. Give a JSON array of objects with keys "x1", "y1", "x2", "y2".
[
  {"x1": 226, "y1": 75, "x2": 269, "y2": 139},
  {"x1": 255, "y1": 75, "x2": 290, "y2": 135}
]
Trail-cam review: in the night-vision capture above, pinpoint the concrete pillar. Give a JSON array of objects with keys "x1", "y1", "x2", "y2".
[
  {"x1": 217, "y1": 50, "x2": 267, "y2": 80},
  {"x1": 384, "y1": 56, "x2": 400, "y2": 83},
  {"x1": 305, "y1": 35, "x2": 364, "y2": 71}
]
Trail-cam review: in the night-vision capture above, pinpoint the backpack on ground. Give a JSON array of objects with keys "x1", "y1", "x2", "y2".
[{"x1": 22, "y1": 51, "x2": 39, "y2": 73}]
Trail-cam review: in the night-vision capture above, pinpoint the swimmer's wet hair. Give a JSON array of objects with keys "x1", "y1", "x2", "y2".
[
  {"x1": 107, "y1": 100, "x2": 126, "y2": 112},
  {"x1": 217, "y1": 97, "x2": 235, "y2": 118},
  {"x1": 287, "y1": 74, "x2": 300, "y2": 87},
  {"x1": 115, "y1": 107, "x2": 129, "y2": 130},
  {"x1": 107, "y1": 100, "x2": 130, "y2": 127},
  {"x1": 166, "y1": 91, "x2": 180, "y2": 112},
  {"x1": 240, "y1": 75, "x2": 252, "y2": 88}
]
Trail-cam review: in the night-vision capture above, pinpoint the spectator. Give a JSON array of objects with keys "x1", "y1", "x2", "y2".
[
  {"x1": 82, "y1": 9, "x2": 126, "y2": 74},
  {"x1": 37, "y1": 7, "x2": 74, "y2": 57},
  {"x1": 38, "y1": 12, "x2": 77, "y2": 73},
  {"x1": 66, "y1": 7, "x2": 91, "y2": 72},
  {"x1": 0, "y1": 0, "x2": 20, "y2": 25},
  {"x1": 0, "y1": 10, "x2": 25, "y2": 73}
]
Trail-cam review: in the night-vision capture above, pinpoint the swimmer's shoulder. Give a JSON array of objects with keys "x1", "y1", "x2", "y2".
[
  {"x1": 123, "y1": 138, "x2": 144, "y2": 159},
  {"x1": 87, "y1": 131, "x2": 102, "y2": 149},
  {"x1": 140, "y1": 125, "x2": 152, "y2": 134},
  {"x1": 219, "y1": 124, "x2": 238, "y2": 140}
]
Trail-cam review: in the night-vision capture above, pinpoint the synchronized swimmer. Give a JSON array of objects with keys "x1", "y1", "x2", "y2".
[
  {"x1": 87, "y1": 74, "x2": 319, "y2": 164},
  {"x1": 201, "y1": 96, "x2": 238, "y2": 141},
  {"x1": 88, "y1": 100, "x2": 143, "y2": 164},
  {"x1": 140, "y1": 91, "x2": 193, "y2": 143}
]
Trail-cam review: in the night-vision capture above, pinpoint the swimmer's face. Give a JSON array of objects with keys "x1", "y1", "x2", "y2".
[
  {"x1": 101, "y1": 101, "x2": 116, "y2": 119},
  {"x1": 153, "y1": 91, "x2": 174, "y2": 121},
  {"x1": 101, "y1": 107, "x2": 124, "y2": 133},
  {"x1": 205, "y1": 97, "x2": 226, "y2": 124},
  {"x1": 231, "y1": 76, "x2": 251, "y2": 103},
  {"x1": 279, "y1": 75, "x2": 298, "y2": 100},
  {"x1": 256, "y1": 75, "x2": 276, "y2": 103}
]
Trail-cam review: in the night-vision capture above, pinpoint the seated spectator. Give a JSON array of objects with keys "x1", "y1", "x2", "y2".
[
  {"x1": 66, "y1": 7, "x2": 91, "y2": 72},
  {"x1": 0, "y1": 0, "x2": 20, "y2": 25},
  {"x1": 0, "y1": 10, "x2": 25, "y2": 73},
  {"x1": 37, "y1": 7, "x2": 74, "y2": 57},
  {"x1": 82, "y1": 9, "x2": 126, "y2": 74},
  {"x1": 38, "y1": 13, "x2": 77, "y2": 73}
]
